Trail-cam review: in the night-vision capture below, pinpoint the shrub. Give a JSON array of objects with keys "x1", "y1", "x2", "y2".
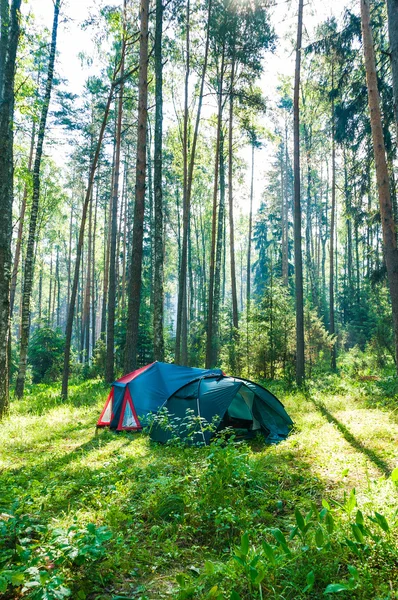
[{"x1": 27, "y1": 327, "x2": 65, "y2": 383}]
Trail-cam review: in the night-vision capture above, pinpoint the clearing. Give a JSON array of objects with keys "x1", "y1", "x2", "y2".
[{"x1": 0, "y1": 376, "x2": 397, "y2": 599}]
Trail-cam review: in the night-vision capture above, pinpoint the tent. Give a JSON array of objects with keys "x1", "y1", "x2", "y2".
[{"x1": 97, "y1": 361, "x2": 293, "y2": 444}]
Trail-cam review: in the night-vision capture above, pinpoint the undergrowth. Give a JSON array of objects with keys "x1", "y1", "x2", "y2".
[{"x1": 0, "y1": 375, "x2": 397, "y2": 599}]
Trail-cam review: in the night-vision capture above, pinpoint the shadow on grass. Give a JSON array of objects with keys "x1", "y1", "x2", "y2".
[
  {"x1": 310, "y1": 396, "x2": 392, "y2": 477},
  {"x1": 1, "y1": 431, "x2": 131, "y2": 487},
  {"x1": 11, "y1": 378, "x2": 108, "y2": 416}
]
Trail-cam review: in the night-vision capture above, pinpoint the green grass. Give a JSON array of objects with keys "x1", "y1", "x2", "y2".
[{"x1": 0, "y1": 375, "x2": 397, "y2": 599}]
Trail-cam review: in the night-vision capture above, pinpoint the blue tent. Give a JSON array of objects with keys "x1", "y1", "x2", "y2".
[{"x1": 97, "y1": 361, "x2": 293, "y2": 444}]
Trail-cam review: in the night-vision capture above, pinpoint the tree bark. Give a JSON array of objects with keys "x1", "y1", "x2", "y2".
[
  {"x1": 175, "y1": 0, "x2": 190, "y2": 365},
  {"x1": 228, "y1": 57, "x2": 239, "y2": 331},
  {"x1": 205, "y1": 46, "x2": 225, "y2": 368},
  {"x1": 0, "y1": 0, "x2": 22, "y2": 417},
  {"x1": 246, "y1": 142, "x2": 254, "y2": 374},
  {"x1": 282, "y1": 120, "x2": 289, "y2": 287},
  {"x1": 175, "y1": 0, "x2": 212, "y2": 364},
  {"x1": 15, "y1": 0, "x2": 60, "y2": 399},
  {"x1": 387, "y1": 0, "x2": 398, "y2": 130},
  {"x1": 62, "y1": 82, "x2": 116, "y2": 399},
  {"x1": 153, "y1": 0, "x2": 164, "y2": 361},
  {"x1": 10, "y1": 119, "x2": 36, "y2": 316},
  {"x1": 106, "y1": 7, "x2": 125, "y2": 383},
  {"x1": 213, "y1": 127, "x2": 226, "y2": 365},
  {"x1": 293, "y1": 0, "x2": 305, "y2": 385},
  {"x1": 330, "y1": 82, "x2": 337, "y2": 370},
  {"x1": 361, "y1": 0, "x2": 398, "y2": 371},
  {"x1": 124, "y1": 0, "x2": 149, "y2": 373}
]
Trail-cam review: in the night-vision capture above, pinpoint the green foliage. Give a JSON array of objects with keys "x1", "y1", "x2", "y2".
[
  {"x1": 0, "y1": 501, "x2": 112, "y2": 599},
  {"x1": 27, "y1": 327, "x2": 65, "y2": 383},
  {"x1": 1, "y1": 376, "x2": 398, "y2": 598}
]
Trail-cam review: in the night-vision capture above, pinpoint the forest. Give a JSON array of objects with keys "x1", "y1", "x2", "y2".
[{"x1": 1, "y1": 0, "x2": 398, "y2": 597}]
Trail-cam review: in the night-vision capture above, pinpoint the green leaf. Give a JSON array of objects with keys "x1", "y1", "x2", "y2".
[
  {"x1": 351, "y1": 523, "x2": 364, "y2": 544},
  {"x1": 10, "y1": 572, "x2": 25, "y2": 586},
  {"x1": 303, "y1": 570, "x2": 315, "y2": 592},
  {"x1": 249, "y1": 566, "x2": 259, "y2": 583},
  {"x1": 324, "y1": 583, "x2": 348, "y2": 594},
  {"x1": 322, "y1": 499, "x2": 331, "y2": 510},
  {"x1": 233, "y1": 555, "x2": 245, "y2": 567},
  {"x1": 374, "y1": 512, "x2": 389, "y2": 532},
  {"x1": 0, "y1": 577, "x2": 8, "y2": 593},
  {"x1": 204, "y1": 561, "x2": 215, "y2": 575},
  {"x1": 253, "y1": 568, "x2": 266, "y2": 585},
  {"x1": 325, "y1": 512, "x2": 334, "y2": 534},
  {"x1": 241, "y1": 532, "x2": 249, "y2": 556},
  {"x1": 391, "y1": 468, "x2": 398, "y2": 482},
  {"x1": 355, "y1": 510, "x2": 364, "y2": 525},
  {"x1": 315, "y1": 526, "x2": 324, "y2": 548},
  {"x1": 230, "y1": 592, "x2": 242, "y2": 600},
  {"x1": 262, "y1": 541, "x2": 276, "y2": 565},
  {"x1": 345, "y1": 538, "x2": 361, "y2": 556},
  {"x1": 295, "y1": 508, "x2": 305, "y2": 532},
  {"x1": 271, "y1": 528, "x2": 287, "y2": 546},
  {"x1": 347, "y1": 565, "x2": 359, "y2": 580},
  {"x1": 345, "y1": 489, "x2": 357, "y2": 514}
]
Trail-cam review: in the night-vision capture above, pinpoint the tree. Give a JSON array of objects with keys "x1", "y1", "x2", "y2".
[
  {"x1": 293, "y1": 0, "x2": 305, "y2": 384},
  {"x1": 15, "y1": 0, "x2": 61, "y2": 399},
  {"x1": 105, "y1": 1, "x2": 126, "y2": 383},
  {"x1": 0, "y1": 0, "x2": 22, "y2": 417},
  {"x1": 124, "y1": 0, "x2": 150, "y2": 372},
  {"x1": 175, "y1": 0, "x2": 212, "y2": 365},
  {"x1": 153, "y1": 0, "x2": 164, "y2": 361},
  {"x1": 386, "y1": 0, "x2": 398, "y2": 129},
  {"x1": 62, "y1": 80, "x2": 118, "y2": 399},
  {"x1": 360, "y1": 0, "x2": 398, "y2": 372},
  {"x1": 205, "y1": 46, "x2": 225, "y2": 369}
]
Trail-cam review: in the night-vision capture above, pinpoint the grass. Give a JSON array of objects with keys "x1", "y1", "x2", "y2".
[{"x1": 0, "y1": 375, "x2": 397, "y2": 599}]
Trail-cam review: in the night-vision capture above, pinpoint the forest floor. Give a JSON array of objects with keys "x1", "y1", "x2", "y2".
[{"x1": 1, "y1": 374, "x2": 398, "y2": 599}]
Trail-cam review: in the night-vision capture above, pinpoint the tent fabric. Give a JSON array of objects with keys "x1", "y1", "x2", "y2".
[{"x1": 97, "y1": 361, "x2": 293, "y2": 444}]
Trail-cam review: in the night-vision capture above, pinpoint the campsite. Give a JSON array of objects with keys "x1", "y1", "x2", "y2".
[{"x1": 1, "y1": 0, "x2": 398, "y2": 597}]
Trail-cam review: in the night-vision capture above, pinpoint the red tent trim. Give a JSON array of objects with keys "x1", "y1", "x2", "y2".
[
  {"x1": 115, "y1": 362, "x2": 155, "y2": 385},
  {"x1": 97, "y1": 388, "x2": 114, "y2": 426},
  {"x1": 116, "y1": 387, "x2": 142, "y2": 431}
]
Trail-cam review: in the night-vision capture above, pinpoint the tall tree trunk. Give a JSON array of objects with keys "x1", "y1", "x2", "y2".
[
  {"x1": 213, "y1": 127, "x2": 225, "y2": 365},
  {"x1": 56, "y1": 246, "x2": 60, "y2": 328},
  {"x1": 246, "y1": 142, "x2": 254, "y2": 374},
  {"x1": 106, "y1": 9, "x2": 125, "y2": 383},
  {"x1": 121, "y1": 150, "x2": 129, "y2": 313},
  {"x1": 282, "y1": 120, "x2": 289, "y2": 287},
  {"x1": 0, "y1": 0, "x2": 22, "y2": 417},
  {"x1": 10, "y1": 119, "x2": 36, "y2": 316},
  {"x1": 175, "y1": 0, "x2": 212, "y2": 364},
  {"x1": 91, "y1": 170, "x2": 99, "y2": 353},
  {"x1": 205, "y1": 45, "x2": 225, "y2": 368},
  {"x1": 330, "y1": 83, "x2": 337, "y2": 370},
  {"x1": 293, "y1": 0, "x2": 305, "y2": 385},
  {"x1": 83, "y1": 191, "x2": 92, "y2": 361},
  {"x1": 15, "y1": 0, "x2": 60, "y2": 399},
  {"x1": 175, "y1": 0, "x2": 190, "y2": 365},
  {"x1": 361, "y1": 0, "x2": 398, "y2": 371},
  {"x1": 48, "y1": 252, "x2": 53, "y2": 326},
  {"x1": 67, "y1": 198, "x2": 74, "y2": 318},
  {"x1": 228, "y1": 56, "x2": 239, "y2": 331},
  {"x1": 153, "y1": 0, "x2": 164, "y2": 361},
  {"x1": 124, "y1": 0, "x2": 149, "y2": 372},
  {"x1": 62, "y1": 81, "x2": 117, "y2": 399},
  {"x1": 101, "y1": 125, "x2": 117, "y2": 337},
  {"x1": 387, "y1": 0, "x2": 398, "y2": 130}
]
